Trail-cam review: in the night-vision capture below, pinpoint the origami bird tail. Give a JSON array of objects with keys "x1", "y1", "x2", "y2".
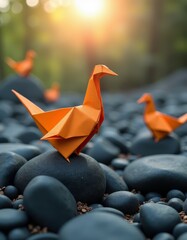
[
  {"x1": 6, "y1": 57, "x2": 16, "y2": 69},
  {"x1": 12, "y1": 90, "x2": 44, "y2": 115},
  {"x1": 179, "y1": 113, "x2": 187, "y2": 124}
]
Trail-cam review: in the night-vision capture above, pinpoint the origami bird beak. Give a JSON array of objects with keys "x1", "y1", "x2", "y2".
[
  {"x1": 105, "y1": 68, "x2": 118, "y2": 76},
  {"x1": 137, "y1": 95, "x2": 146, "y2": 104}
]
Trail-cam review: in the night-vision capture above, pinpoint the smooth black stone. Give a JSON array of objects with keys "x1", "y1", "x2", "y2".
[
  {"x1": 8, "y1": 227, "x2": 30, "y2": 240},
  {"x1": 0, "y1": 143, "x2": 41, "y2": 160},
  {"x1": 111, "y1": 158, "x2": 129, "y2": 170},
  {"x1": 59, "y1": 212, "x2": 145, "y2": 240},
  {"x1": 22, "y1": 233, "x2": 58, "y2": 240},
  {"x1": 152, "y1": 232, "x2": 174, "y2": 240},
  {"x1": 166, "y1": 189, "x2": 185, "y2": 201},
  {"x1": 148, "y1": 197, "x2": 161, "y2": 203},
  {"x1": 103, "y1": 191, "x2": 139, "y2": 215},
  {"x1": 182, "y1": 198, "x2": 187, "y2": 214},
  {"x1": 103, "y1": 132, "x2": 129, "y2": 154},
  {"x1": 0, "y1": 195, "x2": 12, "y2": 209},
  {"x1": 100, "y1": 163, "x2": 128, "y2": 193},
  {"x1": 15, "y1": 151, "x2": 106, "y2": 204},
  {"x1": 0, "y1": 208, "x2": 28, "y2": 230},
  {"x1": 0, "y1": 232, "x2": 7, "y2": 240},
  {"x1": 135, "y1": 193, "x2": 145, "y2": 205},
  {"x1": 12, "y1": 199, "x2": 23, "y2": 209},
  {"x1": 87, "y1": 138, "x2": 120, "y2": 165},
  {"x1": 0, "y1": 152, "x2": 26, "y2": 187},
  {"x1": 133, "y1": 213, "x2": 140, "y2": 223},
  {"x1": 168, "y1": 198, "x2": 183, "y2": 212},
  {"x1": 140, "y1": 203, "x2": 181, "y2": 237},
  {"x1": 4, "y1": 185, "x2": 18, "y2": 200},
  {"x1": 92, "y1": 207, "x2": 124, "y2": 218},
  {"x1": 24, "y1": 175, "x2": 77, "y2": 232},
  {"x1": 31, "y1": 140, "x2": 53, "y2": 153},
  {"x1": 16, "y1": 128, "x2": 42, "y2": 144},
  {"x1": 123, "y1": 154, "x2": 187, "y2": 193},
  {"x1": 145, "y1": 192, "x2": 162, "y2": 201},
  {"x1": 177, "y1": 233, "x2": 187, "y2": 240},
  {"x1": 130, "y1": 132, "x2": 180, "y2": 156},
  {"x1": 172, "y1": 223, "x2": 187, "y2": 238},
  {"x1": 89, "y1": 204, "x2": 103, "y2": 209},
  {"x1": 0, "y1": 75, "x2": 45, "y2": 102}
]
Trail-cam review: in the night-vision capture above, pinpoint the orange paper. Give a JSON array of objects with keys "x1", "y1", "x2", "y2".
[
  {"x1": 44, "y1": 83, "x2": 61, "y2": 103},
  {"x1": 6, "y1": 50, "x2": 36, "y2": 77},
  {"x1": 138, "y1": 93, "x2": 187, "y2": 141},
  {"x1": 12, "y1": 65, "x2": 117, "y2": 161}
]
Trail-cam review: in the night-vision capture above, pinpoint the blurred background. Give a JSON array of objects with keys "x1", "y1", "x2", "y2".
[{"x1": 0, "y1": 0, "x2": 186, "y2": 92}]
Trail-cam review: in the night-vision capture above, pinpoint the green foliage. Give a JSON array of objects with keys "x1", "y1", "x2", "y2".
[{"x1": 0, "y1": 0, "x2": 186, "y2": 91}]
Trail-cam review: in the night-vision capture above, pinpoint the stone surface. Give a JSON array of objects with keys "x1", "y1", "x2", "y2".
[
  {"x1": 0, "y1": 75, "x2": 45, "y2": 102},
  {"x1": 100, "y1": 163, "x2": 128, "y2": 193},
  {"x1": 0, "y1": 209, "x2": 28, "y2": 230},
  {"x1": 26, "y1": 233, "x2": 58, "y2": 240},
  {"x1": 92, "y1": 207, "x2": 124, "y2": 218},
  {"x1": 123, "y1": 154, "x2": 187, "y2": 193},
  {"x1": 0, "y1": 152, "x2": 26, "y2": 187},
  {"x1": 140, "y1": 203, "x2": 181, "y2": 237},
  {"x1": 130, "y1": 132, "x2": 180, "y2": 156},
  {"x1": 0, "y1": 195, "x2": 12, "y2": 209},
  {"x1": 0, "y1": 143, "x2": 41, "y2": 160},
  {"x1": 8, "y1": 227, "x2": 30, "y2": 240},
  {"x1": 103, "y1": 191, "x2": 139, "y2": 214},
  {"x1": 172, "y1": 223, "x2": 187, "y2": 239},
  {"x1": 24, "y1": 175, "x2": 77, "y2": 232},
  {"x1": 59, "y1": 212, "x2": 145, "y2": 240},
  {"x1": 15, "y1": 151, "x2": 106, "y2": 204}
]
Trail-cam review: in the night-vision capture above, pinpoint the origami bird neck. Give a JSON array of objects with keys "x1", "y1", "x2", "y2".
[{"x1": 144, "y1": 97, "x2": 156, "y2": 115}]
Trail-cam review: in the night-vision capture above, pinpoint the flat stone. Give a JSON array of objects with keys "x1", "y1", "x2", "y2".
[
  {"x1": 0, "y1": 209, "x2": 28, "y2": 231},
  {"x1": 24, "y1": 176, "x2": 77, "y2": 232},
  {"x1": 15, "y1": 151, "x2": 106, "y2": 204},
  {"x1": 0, "y1": 143, "x2": 41, "y2": 160},
  {"x1": 140, "y1": 203, "x2": 181, "y2": 237},
  {"x1": 130, "y1": 132, "x2": 180, "y2": 156},
  {"x1": 123, "y1": 154, "x2": 187, "y2": 193},
  {"x1": 0, "y1": 152, "x2": 26, "y2": 187},
  {"x1": 100, "y1": 163, "x2": 128, "y2": 193},
  {"x1": 59, "y1": 212, "x2": 145, "y2": 240}
]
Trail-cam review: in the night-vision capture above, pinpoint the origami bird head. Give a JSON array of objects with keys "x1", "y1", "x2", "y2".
[
  {"x1": 137, "y1": 93, "x2": 152, "y2": 104},
  {"x1": 26, "y1": 50, "x2": 36, "y2": 59},
  {"x1": 92, "y1": 65, "x2": 118, "y2": 78}
]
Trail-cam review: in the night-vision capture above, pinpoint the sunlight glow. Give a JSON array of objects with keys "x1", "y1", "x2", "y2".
[
  {"x1": 75, "y1": 0, "x2": 104, "y2": 18},
  {"x1": 26, "y1": 0, "x2": 39, "y2": 7}
]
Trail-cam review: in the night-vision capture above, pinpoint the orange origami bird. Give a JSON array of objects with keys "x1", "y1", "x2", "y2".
[
  {"x1": 138, "y1": 93, "x2": 187, "y2": 141},
  {"x1": 6, "y1": 50, "x2": 36, "y2": 77},
  {"x1": 44, "y1": 83, "x2": 61, "y2": 103},
  {"x1": 12, "y1": 65, "x2": 117, "y2": 161}
]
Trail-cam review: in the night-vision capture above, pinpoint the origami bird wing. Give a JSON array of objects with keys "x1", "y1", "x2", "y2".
[
  {"x1": 147, "y1": 112, "x2": 172, "y2": 132},
  {"x1": 41, "y1": 106, "x2": 100, "y2": 140}
]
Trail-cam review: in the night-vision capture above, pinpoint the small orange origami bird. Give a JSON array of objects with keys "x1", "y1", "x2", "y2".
[
  {"x1": 44, "y1": 83, "x2": 61, "y2": 103},
  {"x1": 6, "y1": 50, "x2": 36, "y2": 77},
  {"x1": 12, "y1": 65, "x2": 117, "y2": 161},
  {"x1": 138, "y1": 93, "x2": 187, "y2": 141}
]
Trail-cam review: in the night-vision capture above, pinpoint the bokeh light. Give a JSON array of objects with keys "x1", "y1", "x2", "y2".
[
  {"x1": 75, "y1": 0, "x2": 104, "y2": 18},
  {"x1": 26, "y1": 0, "x2": 39, "y2": 8}
]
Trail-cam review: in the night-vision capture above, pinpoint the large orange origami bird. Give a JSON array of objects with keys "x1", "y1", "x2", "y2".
[
  {"x1": 6, "y1": 50, "x2": 36, "y2": 77},
  {"x1": 44, "y1": 83, "x2": 61, "y2": 103},
  {"x1": 138, "y1": 93, "x2": 187, "y2": 141},
  {"x1": 12, "y1": 65, "x2": 117, "y2": 161}
]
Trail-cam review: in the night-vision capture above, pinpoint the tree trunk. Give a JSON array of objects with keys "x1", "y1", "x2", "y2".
[{"x1": 146, "y1": 0, "x2": 163, "y2": 83}]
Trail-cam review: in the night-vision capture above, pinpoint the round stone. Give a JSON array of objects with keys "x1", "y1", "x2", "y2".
[
  {"x1": 4, "y1": 185, "x2": 19, "y2": 200},
  {"x1": 123, "y1": 154, "x2": 187, "y2": 193},
  {"x1": 140, "y1": 203, "x2": 181, "y2": 237},
  {"x1": 0, "y1": 152, "x2": 26, "y2": 187},
  {"x1": 172, "y1": 223, "x2": 187, "y2": 238},
  {"x1": 59, "y1": 212, "x2": 145, "y2": 240},
  {"x1": 0, "y1": 143, "x2": 41, "y2": 160},
  {"x1": 103, "y1": 191, "x2": 139, "y2": 214},
  {"x1": 178, "y1": 233, "x2": 187, "y2": 240},
  {"x1": 0, "y1": 208, "x2": 28, "y2": 230},
  {"x1": 15, "y1": 151, "x2": 106, "y2": 204},
  {"x1": 168, "y1": 198, "x2": 183, "y2": 212},
  {"x1": 130, "y1": 132, "x2": 180, "y2": 156},
  {"x1": 0, "y1": 195, "x2": 12, "y2": 209},
  {"x1": 166, "y1": 189, "x2": 185, "y2": 201},
  {"x1": 86, "y1": 138, "x2": 120, "y2": 165},
  {"x1": 100, "y1": 163, "x2": 128, "y2": 193},
  {"x1": 26, "y1": 233, "x2": 59, "y2": 240},
  {"x1": 92, "y1": 207, "x2": 124, "y2": 218},
  {"x1": 8, "y1": 227, "x2": 30, "y2": 240},
  {"x1": 0, "y1": 75, "x2": 45, "y2": 102},
  {"x1": 0, "y1": 232, "x2": 6, "y2": 240},
  {"x1": 111, "y1": 158, "x2": 129, "y2": 170},
  {"x1": 23, "y1": 175, "x2": 77, "y2": 232},
  {"x1": 152, "y1": 232, "x2": 174, "y2": 240}
]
